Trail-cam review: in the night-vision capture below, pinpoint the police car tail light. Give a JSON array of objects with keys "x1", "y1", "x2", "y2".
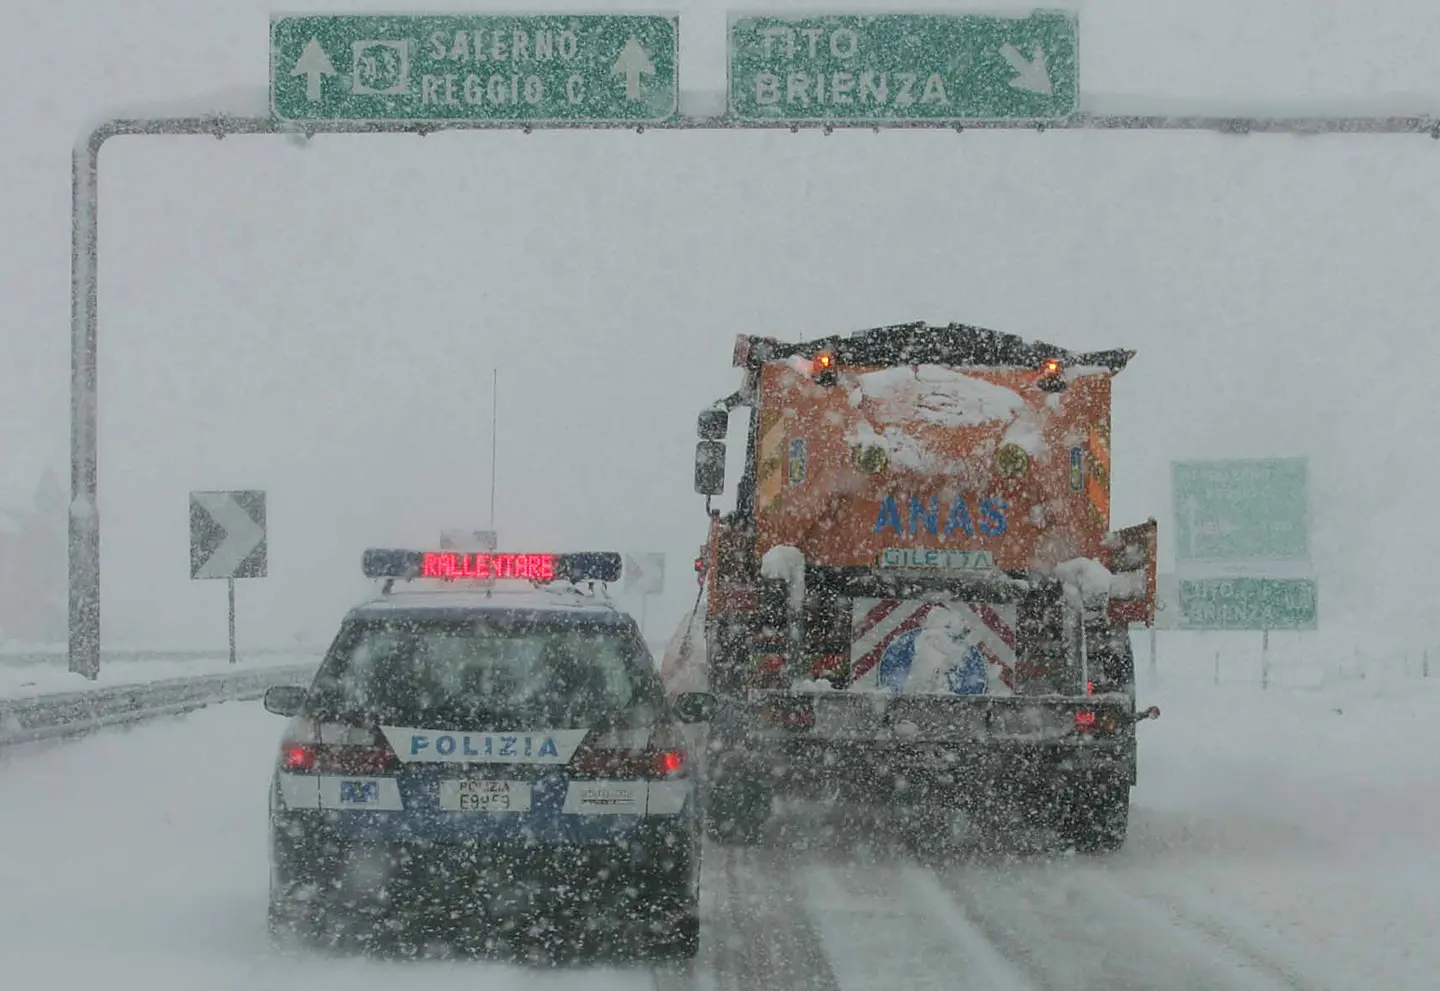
[
  {"x1": 314, "y1": 724, "x2": 401, "y2": 773},
  {"x1": 318, "y1": 743, "x2": 400, "y2": 774},
  {"x1": 645, "y1": 722, "x2": 689, "y2": 779},
  {"x1": 572, "y1": 724, "x2": 688, "y2": 780},
  {"x1": 652, "y1": 748, "x2": 686, "y2": 778},
  {"x1": 281, "y1": 743, "x2": 317, "y2": 772},
  {"x1": 279, "y1": 716, "x2": 319, "y2": 772}
]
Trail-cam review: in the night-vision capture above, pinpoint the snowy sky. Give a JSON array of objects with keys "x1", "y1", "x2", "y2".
[{"x1": 4, "y1": 0, "x2": 1440, "y2": 651}]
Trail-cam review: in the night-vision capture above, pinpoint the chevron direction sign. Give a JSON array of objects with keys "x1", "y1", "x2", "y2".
[{"x1": 190, "y1": 490, "x2": 268, "y2": 580}]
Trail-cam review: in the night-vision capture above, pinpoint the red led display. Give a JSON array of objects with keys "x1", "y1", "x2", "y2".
[{"x1": 420, "y1": 552, "x2": 556, "y2": 582}]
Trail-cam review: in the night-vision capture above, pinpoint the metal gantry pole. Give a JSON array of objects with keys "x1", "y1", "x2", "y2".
[
  {"x1": 67, "y1": 108, "x2": 1440, "y2": 680},
  {"x1": 68, "y1": 134, "x2": 101, "y2": 679}
]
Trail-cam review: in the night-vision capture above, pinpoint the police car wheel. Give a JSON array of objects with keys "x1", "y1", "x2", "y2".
[
  {"x1": 649, "y1": 913, "x2": 700, "y2": 959},
  {"x1": 267, "y1": 880, "x2": 318, "y2": 946},
  {"x1": 267, "y1": 900, "x2": 311, "y2": 946}
]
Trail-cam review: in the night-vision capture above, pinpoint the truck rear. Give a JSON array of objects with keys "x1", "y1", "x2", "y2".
[{"x1": 687, "y1": 322, "x2": 1159, "y2": 851}]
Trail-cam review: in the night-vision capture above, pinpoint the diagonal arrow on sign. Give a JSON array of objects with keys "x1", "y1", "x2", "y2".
[
  {"x1": 193, "y1": 492, "x2": 265, "y2": 579},
  {"x1": 999, "y1": 43, "x2": 1054, "y2": 96}
]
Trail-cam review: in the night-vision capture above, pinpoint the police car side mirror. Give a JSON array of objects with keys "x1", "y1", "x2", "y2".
[
  {"x1": 263, "y1": 685, "x2": 307, "y2": 718},
  {"x1": 695, "y1": 441, "x2": 726, "y2": 496},
  {"x1": 674, "y1": 691, "x2": 718, "y2": 724}
]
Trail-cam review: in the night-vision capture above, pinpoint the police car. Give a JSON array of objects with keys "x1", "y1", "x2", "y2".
[{"x1": 262, "y1": 548, "x2": 714, "y2": 956}]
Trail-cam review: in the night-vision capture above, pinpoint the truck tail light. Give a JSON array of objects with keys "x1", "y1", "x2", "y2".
[{"x1": 1074, "y1": 709, "x2": 1123, "y2": 735}]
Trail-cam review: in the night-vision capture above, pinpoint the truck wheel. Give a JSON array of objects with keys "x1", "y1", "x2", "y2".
[
  {"x1": 1060, "y1": 784, "x2": 1130, "y2": 854},
  {"x1": 703, "y1": 778, "x2": 770, "y2": 846}
]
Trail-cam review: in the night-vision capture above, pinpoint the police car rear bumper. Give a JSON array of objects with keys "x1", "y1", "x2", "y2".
[{"x1": 270, "y1": 811, "x2": 697, "y2": 922}]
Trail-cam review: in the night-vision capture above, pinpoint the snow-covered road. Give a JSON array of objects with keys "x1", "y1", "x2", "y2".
[{"x1": 1, "y1": 665, "x2": 1435, "y2": 990}]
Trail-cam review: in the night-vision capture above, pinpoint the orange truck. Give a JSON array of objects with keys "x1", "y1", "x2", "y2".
[{"x1": 685, "y1": 321, "x2": 1160, "y2": 851}]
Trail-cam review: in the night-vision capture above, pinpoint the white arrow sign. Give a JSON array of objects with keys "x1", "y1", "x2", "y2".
[
  {"x1": 611, "y1": 37, "x2": 655, "y2": 100},
  {"x1": 291, "y1": 37, "x2": 337, "y2": 102},
  {"x1": 193, "y1": 492, "x2": 265, "y2": 579},
  {"x1": 999, "y1": 43, "x2": 1053, "y2": 96}
]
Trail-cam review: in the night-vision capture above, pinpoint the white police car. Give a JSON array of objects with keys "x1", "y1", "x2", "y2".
[{"x1": 262, "y1": 548, "x2": 714, "y2": 956}]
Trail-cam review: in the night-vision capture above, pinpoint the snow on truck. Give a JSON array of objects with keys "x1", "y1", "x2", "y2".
[{"x1": 682, "y1": 321, "x2": 1161, "y2": 852}]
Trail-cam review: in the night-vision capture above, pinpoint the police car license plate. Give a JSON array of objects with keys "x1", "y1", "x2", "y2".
[{"x1": 440, "y1": 779, "x2": 531, "y2": 813}]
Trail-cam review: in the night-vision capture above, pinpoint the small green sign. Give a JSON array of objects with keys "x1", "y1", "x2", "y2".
[
  {"x1": 270, "y1": 14, "x2": 678, "y2": 123},
  {"x1": 727, "y1": 11, "x2": 1079, "y2": 124},
  {"x1": 1173, "y1": 458, "x2": 1309, "y2": 563},
  {"x1": 1178, "y1": 577, "x2": 1318, "y2": 631}
]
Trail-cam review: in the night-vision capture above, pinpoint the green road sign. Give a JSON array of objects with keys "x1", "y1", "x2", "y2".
[
  {"x1": 1177, "y1": 577, "x2": 1317, "y2": 631},
  {"x1": 727, "y1": 11, "x2": 1079, "y2": 124},
  {"x1": 1173, "y1": 458, "x2": 1309, "y2": 563},
  {"x1": 271, "y1": 14, "x2": 678, "y2": 123}
]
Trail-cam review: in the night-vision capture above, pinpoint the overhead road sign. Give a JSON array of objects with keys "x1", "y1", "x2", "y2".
[
  {"x1": 271, "y1": 13, "x2": 679, "y2": 124},
  {"x1": 1177, "y1": 577, "x2": 1317, "y2": 632},
  {"x1": 190, "y1": 490, "x2": 267, "y2": 580},
  {"x1": 1172, "y1": 458, "x2": 1309, "y2": 564},
  {"x1": 727, "y1": 10, "x2": 1079, "y2": 124}
]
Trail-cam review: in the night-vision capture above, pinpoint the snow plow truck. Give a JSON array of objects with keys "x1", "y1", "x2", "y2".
[{"x1": 681, "y1": 321, "x2": 1160, "y2": 852}]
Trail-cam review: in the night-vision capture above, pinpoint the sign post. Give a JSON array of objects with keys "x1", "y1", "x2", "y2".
[
  {"x1": 228, "y1": 578, "x2": 237, "y2": 668},
  {"x1": 271, "y1": 13, "x2": 679, "y2": 125},
  {"x1": 728, "y1": 11, "x2": 1079, "y2": 124},
  {"x1": 189, "y1": 490, "x2": 268, "y2": 664},
  {"x1": 1171, "y1": 459, "x2": 1315, "y2": 682},
  {"x1": 624, "y1": 553, "x2": 666, "y2": 639}
]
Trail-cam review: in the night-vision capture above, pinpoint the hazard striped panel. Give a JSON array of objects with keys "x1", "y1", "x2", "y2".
[
  {"x1": 755, "y1": 409, "x2": 786, "y2": 517},
  {"x1": 849, "y1": 598, "x2": 1019, "y2": 691}
]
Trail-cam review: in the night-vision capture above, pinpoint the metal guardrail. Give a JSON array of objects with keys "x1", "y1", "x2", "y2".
[
  {"x1": 0, "y1": 647, "x2": 318, "y2": 668},
  {"x1": 0, "y1": 663, "x2": 317, "y2": 748}
]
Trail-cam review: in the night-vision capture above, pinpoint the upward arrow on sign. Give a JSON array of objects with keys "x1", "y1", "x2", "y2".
[
  {"x1": 611, "y1": 37, "x2": 655, "y2": 100},
  {"x1": 290, "y1": 37, "x2": 337, "y2": 102}
]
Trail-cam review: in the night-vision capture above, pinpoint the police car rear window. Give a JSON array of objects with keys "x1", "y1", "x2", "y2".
[{"x1": 307, "y1": 617, "x2": 660, "y2": 729}]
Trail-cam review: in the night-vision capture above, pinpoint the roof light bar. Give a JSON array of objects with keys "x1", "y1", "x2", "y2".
[{"x1": 361, "y1": 549, "x2": 622, "y2": 584}]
